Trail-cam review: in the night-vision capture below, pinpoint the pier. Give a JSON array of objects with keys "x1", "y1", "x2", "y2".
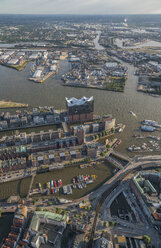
[
  {"x1": 26, "y1": 174, "x2": 36, "y2": 199},
  {"x1": 62, "y1": 122, "x2": 69, "y2": 133}
]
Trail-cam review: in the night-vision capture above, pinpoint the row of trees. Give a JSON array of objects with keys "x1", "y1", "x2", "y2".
[
  {"x1": 35, "y1": 206, "x2": 67, "y2": 216},
  {"x1": 103, "y1": 220, "x2": 114, "y2": 228},
  {"x1": 92, "y1": 128, "x2": 115, "y2": 141}
]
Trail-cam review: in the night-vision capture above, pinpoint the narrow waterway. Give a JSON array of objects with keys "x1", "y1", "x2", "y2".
[
  {"x1": 93, "y1": 31, "x2": 105, "y2": 50},
  {"x1": 0, "y1": 213, "x2": 14, "y2": 244}
]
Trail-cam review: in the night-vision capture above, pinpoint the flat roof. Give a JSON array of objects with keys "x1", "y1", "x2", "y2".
[
  {"x1": 29, "y1": 211, "x2": 68, "y2": 231},
  {"x1": 117, "y1": 236, "x2": 126, "y2": 243}
]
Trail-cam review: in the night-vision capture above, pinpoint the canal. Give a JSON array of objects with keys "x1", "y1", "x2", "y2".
[
  {"x1": 0, "y1": 161, "x2": 114, "y2": 201},
  {"x1": 0, "y1": 213, "x2": 14, "y2": 244},
  {"x1": 32, "y1": 161, "x2": 115, "y2": 200}
]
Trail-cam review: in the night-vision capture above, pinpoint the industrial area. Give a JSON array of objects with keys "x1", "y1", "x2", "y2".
[{"x1": 0, "y1": 49, "x2": 60, "y2": 83}]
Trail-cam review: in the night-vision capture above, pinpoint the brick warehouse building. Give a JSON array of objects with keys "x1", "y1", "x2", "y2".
[{"x1": 66, "y1": 96, "x2": 94, "y2": 123}]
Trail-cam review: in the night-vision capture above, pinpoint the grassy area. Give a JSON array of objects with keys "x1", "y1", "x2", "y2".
[
  {"x1": 0, "y1": 100, "x2": 28, "y2": 109},
  {"x1": 105, "y1": 78, "x2": 126, "y2": 92},
  {"x1": 32, "y1": 161, "x2": 115, "y2": 200},
  {"x1": 0, "y1": 177, "x2": 31, "y2": 201},
  {"x1": 156, "y1": 168, "x2": 161, "y2": 173}
]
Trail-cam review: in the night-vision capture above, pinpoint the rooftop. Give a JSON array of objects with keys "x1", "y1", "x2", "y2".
[
  {"x1": 29, "y1": 211, "x2": 68, "y2": 231},
  {"x1": 65, "y1": 96, "x2": 93, "y2": 107}
]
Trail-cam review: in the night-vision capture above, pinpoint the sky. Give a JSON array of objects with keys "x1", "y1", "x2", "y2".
[{"x1": 0, "y1": 0, "x2": 161, "y2": 15}]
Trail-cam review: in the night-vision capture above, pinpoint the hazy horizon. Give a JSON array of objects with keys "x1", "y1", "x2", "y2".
[{"x1": 0, "y1": 0, "x2": 161, "y2": 15}]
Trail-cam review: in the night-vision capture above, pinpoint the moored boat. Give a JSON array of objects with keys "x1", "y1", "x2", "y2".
[{"x1": 141, "y1": 125, "x2": 155, "y2": 132}]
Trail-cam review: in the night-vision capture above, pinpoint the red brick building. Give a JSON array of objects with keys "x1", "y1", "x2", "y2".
[{"x1": 66, "y1": 96, "x2": 94, "y2": 123}]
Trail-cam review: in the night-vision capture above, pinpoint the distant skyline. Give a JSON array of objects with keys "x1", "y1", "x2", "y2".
[{"x1": 0, "y1": 0, "x2": 161, "y2": 15}]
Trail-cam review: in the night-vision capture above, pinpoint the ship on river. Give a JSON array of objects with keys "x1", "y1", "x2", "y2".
[
  {"x1": 129, "y1": 111, "x2": 137, "y2": 118},
  {"x1": 141, "y1": 125, "x2": 155, "y2": 132},
  {"x1": 141, "y1": 120, "x2": 161, "y2": 128}
]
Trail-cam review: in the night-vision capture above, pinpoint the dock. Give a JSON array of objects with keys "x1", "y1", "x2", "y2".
[
  {"x1": 62, "y1": 122, "x2": 69, "y2": 133},
  {"x1": 26, "y1": 174, "x2": 36, "y2": 199}
]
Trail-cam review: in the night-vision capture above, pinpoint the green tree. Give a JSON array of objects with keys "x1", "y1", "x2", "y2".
[
  {"x1": 109, "y1": 221, "x2": 114, "y2": 228},
  {"x1": 56, "y1": 208, "x2": 62, "y2": 214},
  {"x1": 100, "y1": 152, "x2": 105, "y2": 157},
  {"x1": 36, "y1": 207, "x2": 42, "y2": 211},
  {"x1": 106, "y1": 144, "x2": 111, "y2": 149},
  {"x1": 87, "y1": 206, "x2": 92, "y2": 211},
  {"x1": 62, "y1": 210, "x2": 67, "y2": 215},
  {"x1": 85, "y1": 157, "x2": 92, "y2": 162},
  {"x1": 143, "y1": 235, "x2": 151, "y2": 245},
  {"x1": 103, "y1": 221, "x2": 107, "y2": 227},
  {"x1": 33, "y1": 199, "x2": 36, "y2": 205},
  {"x1": 83, "y1": 213, "x2": 86, "y2": 218},
  {"x1": 111, "y1": 128, "x2": 115, "y2": 133}
]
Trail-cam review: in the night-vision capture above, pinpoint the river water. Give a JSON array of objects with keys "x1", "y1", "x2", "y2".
[{"x1": 0, "y1": 34, "x2": 161, "y2": 155}]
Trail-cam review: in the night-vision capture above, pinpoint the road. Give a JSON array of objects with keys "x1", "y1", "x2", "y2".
[
  {"x1": 1, "y1": 154, "x2": 161, "y2": 247},
  {"x1": 88, "y1": 155, "x2": 161, "y2": 248}
]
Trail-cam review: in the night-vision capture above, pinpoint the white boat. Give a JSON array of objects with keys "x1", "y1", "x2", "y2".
[
  {"x1": 129, "y1": 111, "x2": 137, "y2": 118},
  {"x1": 150, "y1": 94, "x2": 160, "y2": 97},
  {"x1": 142, "y1": 120, "x2": 161, "y2": 128},
  {"x1": 127, "y1": 146, "x2": 133, "y2": 151},
  {"x1": 147, "y1": 136, "x2": 160, "y2": 141},
  {"x1": 118, "y1": 128, "x2": 123, "y2": 132},
  {"x1": 133, "y1": 146, "x2": 141, "y2": 151},
  {"x1": 128, "y1": 145, "x2": 141, "y2": 151},
  {"x1": 141, "y1": 125, "x2": 155, "y2": 132}
]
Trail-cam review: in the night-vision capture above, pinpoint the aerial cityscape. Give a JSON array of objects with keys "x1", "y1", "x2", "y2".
[{"x1": 1, "y1": 1, "x2": 161, "y2": 248}]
